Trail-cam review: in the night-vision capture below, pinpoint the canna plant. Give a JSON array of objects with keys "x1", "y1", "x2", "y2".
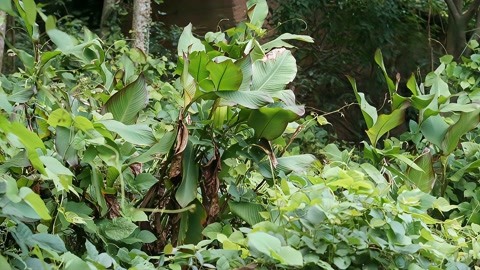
[
  {"x1": 0, "y1": 0, "x2": 316, "y2": 267},
  {"x1": 349, "y1": 48, "x2": 480, "y2": 199}
]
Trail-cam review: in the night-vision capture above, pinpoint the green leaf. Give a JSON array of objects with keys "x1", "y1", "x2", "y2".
[
  {"x1": 252, "y1": 49, "x2": 297, "y2": 93},
  {"x1": 47, "y1": 29, "x2": 79, "y2": 51},
  {"x1": 247, "y1": 0, "x2": 268, "y2": 27},
  {"x1": 23, "y1": 0, "x2": 37, "y2": 29},
  {"x1": 30, "y1": 233, "x2": 67, "y2": 253},
  {"x1": 366, "y1": 104, "x2": 407, "y2": 146},
  {"x1": 248, "y1": 231, "x2": 281, "y2": 257},
  {"x1": 207, "y1": 59, "x2": 243, "y2": 91},
  {"x1": 47, "y1": 108, "x2": 72, "y2": 127},
  {"x1": 275, "y1": 246, "x2": 303, "y2": 267},
  {"x1": 188, "y1": 51, "x2": 211, "y2": 83},
  {"x1": 177, "y1": 23, "x2": 205, "y2": 56},
  {"x1": 0, "y1": 1, "x2": 14, "y2": 16},
  {"x1": 216, "y1": 90, "x2": 273, "y2": 109},
  {"x1": 420, "y1": 115, "x2": 449, "y2": 147},
  {"x1": 62, "y1": 252, "x2": 90, "y2": 270},
  {"x1": 276, "y1": 154, "x2": 316, "y2": 172},
  {"x1": 348, "y1": 76, "x2": 377, "y2": 128},
  {"x1": 229, "y1": 201, "x2": 264, "y2": 225},
  {"x1": 441, "y1": 108, "x2": 480, "y2": 154},
  {"x1": 176, "y1": 141, "x2": 199, "y2": 207},
  {"x1": 262, "y1": 33, "x2": 314, "y2": 52},
  {"x1": 406, "y1": 74, "x2": 419, "y2": 96},
  {"x1": 19, "y1": 187, "x2": 51, "y2": 220},
  {"x1": 99, "y1": 119, "x2": 155, "y2": 146},
  {"x1": 247, "y1": 107, "x2": 300, "y2": 140},
  {"x1": 374, "y1": 49, "x2": 395, "y2": 95},
  {"x1": 104, "y1": 74, "x2": 148, "y2": 124},
  {"x1": 129, "y1": 131, "x2": 176, "y2": 163},
  {"x1": 55, "y1": 126, "x2": 78, "y2": 167},
  {"x1": 39, "y1": 156, "x2": 74, "y2": 176},
  {"x1": 406, "y1": 150, "x2": 435, "y2": 193},
  {"x1": 0, "y1": 254, "x2": 12, "y2": 270},
  {"x1": 103, "y1": 218, "x2": 137, "y2": 241}
]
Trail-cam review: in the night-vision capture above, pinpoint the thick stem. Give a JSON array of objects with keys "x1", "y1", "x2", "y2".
[
  {"x1": 132, "y1": 0, "x2": 151, "y2": 54},
  {"x1": 0, "y1": 11, "x2": 7, "y2": 73}
]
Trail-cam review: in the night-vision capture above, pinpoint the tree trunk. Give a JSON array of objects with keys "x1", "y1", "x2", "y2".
[
  {"x1": 100, "y1": 0, "x2": 116, "y2": 38},
  {"x1": 444, "y1": 0, "x2": 480, "y2": 59},
  {"x1": 0, "y1": 11, "x2": 7, "y2": 73},
  {"x1": 132, "y1": 0, "x2": 151, "y2": 54}
]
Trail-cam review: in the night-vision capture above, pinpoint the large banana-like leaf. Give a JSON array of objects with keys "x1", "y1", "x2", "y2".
[
  {"x1": 441, "y1": 108, "x2": 480, "y2": 154},
  {"x1": 247, "y1": 106, "x2": 300, "y2": 140},
  {"x1": 252, "y1": 49, "x2": 297, "y2": 93},
  {"x1": 104, "y1": 74, "x2": 148, "y2": 124},
  {"x1": 229, "y1": 201, "x2": 264, "y2": 225}
]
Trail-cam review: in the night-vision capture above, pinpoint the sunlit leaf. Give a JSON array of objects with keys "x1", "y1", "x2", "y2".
[
  {"x1": 441, "y1": 108, "x2": 480, "y2": 154},
  {"x1": 100, "y1": 119, "x2": 155, "y2": 146},
  {"x1": 207, "y1": 59, "x2": 242, "y2": 91},
  {"x1": 177, "y1": 23, "x2": 205, "y2": 56},
  {"x1": 247, "y1": 0, "x2": 268, "y2": 27},
  {"x1": 348, "y1": 76, "x2": 377, "y2": 128},
  {"x1": 19, "y1": 187, "x2": 51, "y2": 220},
  {"x1": 366, "y1": 103, "x2": 408, "y2": 146}
]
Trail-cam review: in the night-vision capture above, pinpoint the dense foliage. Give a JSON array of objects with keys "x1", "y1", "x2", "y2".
[{"x1": 0, "y1": 0, "x2": 479, "y2": 269}]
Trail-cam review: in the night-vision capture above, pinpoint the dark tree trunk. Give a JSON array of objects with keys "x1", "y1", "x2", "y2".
[
  {"x1": 444, "y1": 0, "x2": 480, "y2": 59},
  {"x1": 100, "y1": 0, "x2": 116, "y2": 38}
]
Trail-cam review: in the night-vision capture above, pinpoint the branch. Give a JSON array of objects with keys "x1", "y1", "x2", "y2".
[
  {"x1": 465, "y1": 0, "x2": 480, "y2": 20},
  {"x1": 445, "y1": 0, "x2": 461, "y2": 20}
]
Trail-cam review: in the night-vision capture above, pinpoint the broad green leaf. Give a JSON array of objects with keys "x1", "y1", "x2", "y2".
[
  {"x1": 73, "y1": 116, "x2": 94, "y2": 131},
  {"x1": 0, "y1": 117, "x2": 47, "y2": 174},
  {"x1": 129, "y1": 131, "x2": 176, "y2": 164},
  {"x1": 406, "y1": 74, "x2": 420, "y2": 96},
  {"x1": 30, "y1": 233, "x2": 67, "y2": 253},
  {"x1": 23, "y1": 0, "x2": 37, "y2": 29},
  {"x1": 366, "y1": 104, "x2": 407, "y2": 146},
  {"x1": 247, "y1": 107, "x2": 300, "y2": 140},
  {"x1": 406, "y1": 150, "x2": 435, "y2": 193},
  {"x1": 276, "y1": 154, "x2": 316, "y2": 172},
  {"x1": 39, "y1": 156, "x2": 73, "y2": 176},
  {"x1": 360, "y1": 163, "x2": 388, "y2": 185},
  {"x1": 180, "y1": 199, "x2": 206, "y2": 244},
  {"x1": 188, "y1": 51, "x2": 210, "y2": 83},
  {"x1": 374, "y1": 49, "x2": 395, "y2": 95},
  {"x1": 262, "y1": 33, "x2": 314, "y2": 52},
  {"x1": 99, "y1": 119, "x2": 155, "y2": 146},
  {"x1": 206, "y1": 59, "x2": 243, "y2": 91},
  {"x1": 90, "y1": 165, "x2": 108, "y2": 216},
  {"x1": 425, "y1": 72, "x2": 450, "y2": 101},
  {"x1": 177, "y1": 23, "x2": 205, "y2": 56},
  {"x1": 47, "y1": 28, "x2": 79, "y2": 51},
  {"x1": 103, "y1": 218, "x2": 137, "y2": 241},
  {"x1": 0, "y1": 92, "x2": 13, "y2": 113},
  {"x1": 248, "y1": 231, "x2": 281, "y2": 257},
  {"x1": 62, "y1": 252, "x2": 90, "y2": 270},
  {"x1": 229, "y1": 201, "x2": 264, "y2": 225},
  {"x1": 0, "y1": 254, "x2": 11, "y2": 270},
  {"x1": 1, "y1": 175, "x2": 21, "y2": 203},
  {"x1": 0, "y1": 0, "x2": 14, "y2": 16},
  {"x1": 104, "y1": 74, "x2": 148, "y2": 124},
  {"x1": 216, "y1": 90, "x2": 273, "y2": 109},
  {"x1": 47, "y1": 108, "x2": 72, "y2": 127},
  {"x1": 55, "y1": 126, "x2": 77, "y2": 167},
  {"x1": 176, "y1": 141, "x2": 199, "y2": 207},
  {"x1": 420, "y1": 115, "x2": 449, "y2": 147},
  {"x1": 275, "y1": 246, "x2": 303, "y2": 267},
  {"x1": 348, "y1": 76, "x2": 377, "y2": 128},
  {"x1": 441, "y1": 108, "x2": 480, "y2": 154},
  {"x1": 19, "y1": 187, "x2": 51, "y2": 220},
  {"x1": 236, "y1": 56, "x2": 253, "y2": 92},
  {"x1": 247, "y1": 0, "x2": 268, "y2": 27},
  {"x1": 252, "y1": 49, "x2": 297, "y2": 93}
]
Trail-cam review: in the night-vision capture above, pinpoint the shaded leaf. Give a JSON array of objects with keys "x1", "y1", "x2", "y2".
[
  {"x1": 176, "y1": 141, "x2": 199, "y2": 207},
  {"x1": 229, "y1": 201, "x2": 264, "y2": 225},
  {"x1": 207, "y1": 59, "x2": 242, "y2": 91},
  {"x1": 104, "y1": 74, "x2": 148, "y2": 124},
  {"x1": 406, "y1": 149, "x2": 435, "y2": 193},
  {"x1": 441, "y1": 108, "x2": 480, "y2": 154},
  {"x1": 348, "y1": 76, "x2": 377, "y2": 128}
]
